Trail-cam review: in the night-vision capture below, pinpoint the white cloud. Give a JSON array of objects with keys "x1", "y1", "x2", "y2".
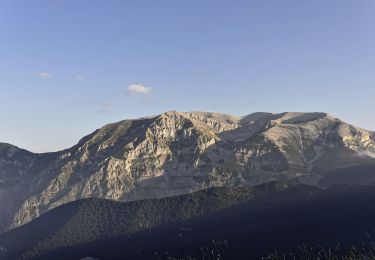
[
  {"x1": 97, "y1": 101, "x2": 113, "y2": 114},
  {"x1": 36, "y1": 72, "x2": 53, "y2": 79},
  {"x1": 127, "y1": 84, "x2": 152, "y2": 95}
]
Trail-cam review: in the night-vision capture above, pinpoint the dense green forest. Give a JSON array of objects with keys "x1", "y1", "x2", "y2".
[
  {"x1": 0, "y1": 182, "x2": 284, "y2": 260},
  {"x1": 3, "y1": 183, "x2": 375, "y2": 259}
]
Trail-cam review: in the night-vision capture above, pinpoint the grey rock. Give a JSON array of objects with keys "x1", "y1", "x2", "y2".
[{"x1": 0, "y1": 111, "x2": 374, "y2": 232}]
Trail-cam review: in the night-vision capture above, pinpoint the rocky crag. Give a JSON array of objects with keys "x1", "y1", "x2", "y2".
[{"x1": 1, "y1": 111, "x2": 374, "y2": 232}]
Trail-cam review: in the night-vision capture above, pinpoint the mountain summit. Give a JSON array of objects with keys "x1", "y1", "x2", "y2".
[{"x1": 0, "y1": 111, "x2": 374, "y2": 232}]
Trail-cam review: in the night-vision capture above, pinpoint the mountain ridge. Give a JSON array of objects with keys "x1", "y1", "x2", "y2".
[
  {"x1": 3, "y1": 111, "x2": 371, "y2": 154},
  {"x1": 0, "y1": 111, "x2": 375, "y2": 233}
]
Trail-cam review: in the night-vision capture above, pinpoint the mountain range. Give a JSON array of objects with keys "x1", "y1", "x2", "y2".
[{"x1": 1, "y1": 110, "x2": 375, "y2": 236}]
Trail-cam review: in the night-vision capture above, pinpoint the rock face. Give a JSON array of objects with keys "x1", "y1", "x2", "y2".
[{"x1": 0, "y1": 111, "x2": 375, "y2": 232}]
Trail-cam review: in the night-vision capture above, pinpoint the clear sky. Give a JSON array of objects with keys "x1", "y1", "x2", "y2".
[{"x1": 1, "y1": 1, "x2": 374, "y2": 153}]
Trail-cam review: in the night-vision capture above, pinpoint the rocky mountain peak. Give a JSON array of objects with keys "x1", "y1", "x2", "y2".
[{"x1": 0, "y1": 111, "x2": 374, "y2": 233}]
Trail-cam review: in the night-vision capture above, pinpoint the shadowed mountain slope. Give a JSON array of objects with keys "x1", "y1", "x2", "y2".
[
  {"x1": 0, "y1": 183, "x2": 283, "y2": 260},
  {"x1": 2, "y1": 184, "x2": 375, "y2": 259}
]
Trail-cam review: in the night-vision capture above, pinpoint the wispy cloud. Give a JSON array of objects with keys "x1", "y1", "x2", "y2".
[
  {"x1": 96, "y1": 101, "x2": 113, "y2": 114},
  {"x1": 357, "y1": 150, "x2": 375, "y2": 159},
  {"x1": 36, "y1": 72, "x2": 54, "y2": 79},
  {"x1": 74, "y1": 74, "x2": 85, "y2": 81},
  {"x1": 127, "y1": 84, "x2": 152, "y2": 95}
]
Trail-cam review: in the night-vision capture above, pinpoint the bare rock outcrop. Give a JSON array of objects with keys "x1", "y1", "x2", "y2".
[{"x1": 1, "y1": 111, "x2": 374, "y2": 232}]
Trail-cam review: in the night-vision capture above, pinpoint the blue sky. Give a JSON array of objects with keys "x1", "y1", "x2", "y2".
[{"x1": 1, "y1": 1, "x2": 374, "y2": 152}]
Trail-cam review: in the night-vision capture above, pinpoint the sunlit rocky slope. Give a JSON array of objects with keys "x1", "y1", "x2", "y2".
[{"x1": 0, "y1": 111, "x2": 374, "y2": 232}]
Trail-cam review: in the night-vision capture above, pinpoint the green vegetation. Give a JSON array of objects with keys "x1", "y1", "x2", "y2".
[
  {"x1": 3, "y1": 183, "x2": 374, "y2": 259},
  {"x1": 156, "y1": 242, "x2": 375, "y2": 260},
  {"x1": 20, "y1": 183, "x2": 283, "y2": 259},
  {"x1": 264, "y1": 244, "x2": 375, "y2": 260}
]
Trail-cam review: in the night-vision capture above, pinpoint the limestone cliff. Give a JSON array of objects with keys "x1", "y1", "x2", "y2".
[{"x1": 0, "y1": 111, "x2": 374, "y2": 232}]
